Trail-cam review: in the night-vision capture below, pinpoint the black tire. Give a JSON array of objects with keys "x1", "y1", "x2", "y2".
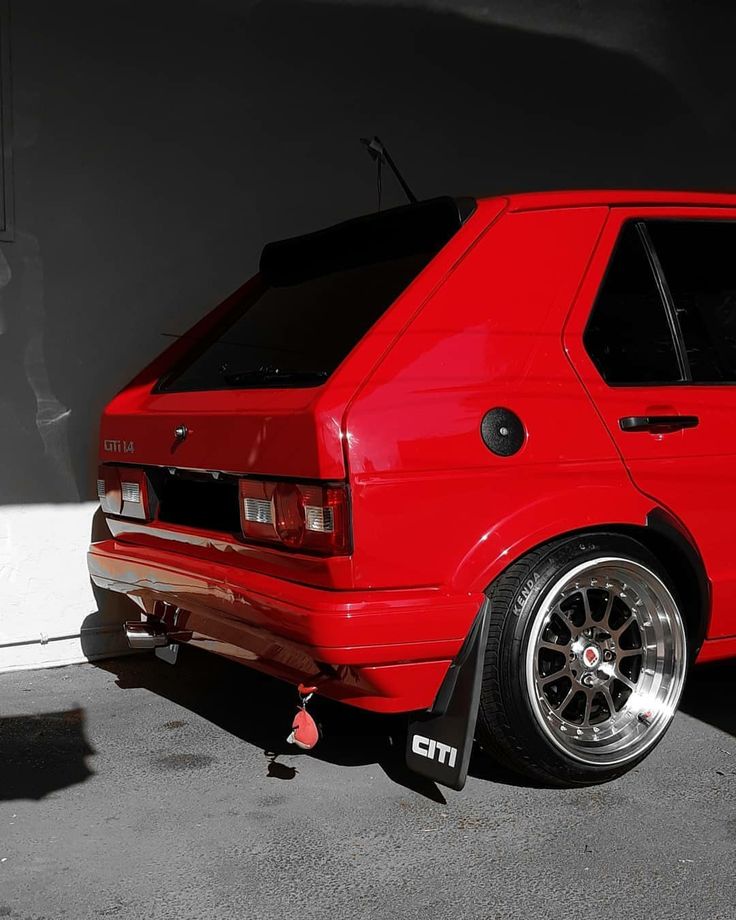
[{"x1": 476, "y1": 532, "x2": 688, "y2": 787}]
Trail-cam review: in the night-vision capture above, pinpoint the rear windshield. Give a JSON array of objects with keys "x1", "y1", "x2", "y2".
[{"x1": 157, "y1": 197, "x2": 472, "y2": 392}]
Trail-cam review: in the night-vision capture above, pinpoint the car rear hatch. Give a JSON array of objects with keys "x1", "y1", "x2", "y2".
[{"x1": 98, "y1": 196, "x2": 478, "y2": 571}]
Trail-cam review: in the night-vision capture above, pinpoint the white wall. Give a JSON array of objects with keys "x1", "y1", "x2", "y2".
[{"x1": 0, "y1": 503, "x2": 133, "y2": 671}]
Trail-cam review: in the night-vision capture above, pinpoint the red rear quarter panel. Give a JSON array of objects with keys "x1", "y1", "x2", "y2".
[{"x1": 345, "y1": 204, "x2": 653, "y2": 594}]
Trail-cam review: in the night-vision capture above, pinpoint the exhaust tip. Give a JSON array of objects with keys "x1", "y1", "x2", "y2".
[{"x1": 124, "y1": 620, "x2": 169, "y2": 650}]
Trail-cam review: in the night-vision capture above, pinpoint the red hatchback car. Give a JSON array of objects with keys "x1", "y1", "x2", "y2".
[{"x1": 89, "y1": 190, "x2": 736, "y2": 790}]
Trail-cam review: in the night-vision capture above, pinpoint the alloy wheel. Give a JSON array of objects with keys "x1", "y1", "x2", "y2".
[{"x1": 524, "y1": 557, "x2": 687, "y2": 767}]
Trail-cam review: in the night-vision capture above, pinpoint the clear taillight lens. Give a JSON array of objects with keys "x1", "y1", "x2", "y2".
[
  {"x1": 97, "y1": 465, "x2": 153, "y2": 521},
  {"x1": 239, "y1": 479, "x2": 349, "y2": 555},
  {"x1": 97, "y1": 465, "x2": 122, "y2": 515},
  {"x1": 121, "y1": 481, "x2": 141, "y2": 504}
]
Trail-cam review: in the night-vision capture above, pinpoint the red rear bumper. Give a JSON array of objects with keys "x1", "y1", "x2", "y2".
[{"x1": 88, "y1": 539, "x2": 482, "y2": 712}]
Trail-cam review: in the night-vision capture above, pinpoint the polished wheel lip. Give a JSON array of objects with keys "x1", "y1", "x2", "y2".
[{"x1": 524, "y1": 556, "x2": 687, "y2": 768}]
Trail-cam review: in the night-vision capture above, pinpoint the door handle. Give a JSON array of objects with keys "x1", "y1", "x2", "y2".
[{"x1": 619, "y1": 415, "x2": 699, "y2": 433}]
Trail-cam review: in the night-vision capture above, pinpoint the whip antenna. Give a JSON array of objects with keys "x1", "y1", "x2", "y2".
[{"x1": 360, "y1": 136, "x2": 417, "y2": 209}]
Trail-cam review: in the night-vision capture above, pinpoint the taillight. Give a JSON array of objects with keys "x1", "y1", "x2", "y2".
[
  {"x1": 97, "y1": 465, "x2": 154, "y2": 521},
  {"x1": 239, "y1": 479, "x2": 350, "y2": 555},
  {"x1": 97, "y1": 465, "x2": 121, "y2": 515}
]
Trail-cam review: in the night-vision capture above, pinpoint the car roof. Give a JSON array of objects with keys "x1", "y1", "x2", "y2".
[{"x1": 494, "y1": 189, "x2": 736, "y2": 212}]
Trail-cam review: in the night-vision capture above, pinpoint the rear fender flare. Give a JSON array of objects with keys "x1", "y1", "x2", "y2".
[{"x1": 451, "y1": 485, "x2": 656, "y2": 596}]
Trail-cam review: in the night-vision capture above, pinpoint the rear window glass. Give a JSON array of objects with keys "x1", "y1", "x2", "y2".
[{"x1": 158, "y1": 197, "x2": 470, "y2": 392}]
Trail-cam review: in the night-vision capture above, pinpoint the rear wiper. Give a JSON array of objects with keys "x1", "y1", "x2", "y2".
[{"x1": 221, "y1": 367, "x2": 329, "y2": 387}]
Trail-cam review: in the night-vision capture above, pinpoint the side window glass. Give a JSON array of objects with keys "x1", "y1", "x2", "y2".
[
  {"x1": 584, "y1": 222, "x2": 681, "y2": 385},
  {"x1": 646, "y1": 220, "x2": 736, "y2": 383}
]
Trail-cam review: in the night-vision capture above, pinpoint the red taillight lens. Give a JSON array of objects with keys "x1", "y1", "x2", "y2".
[
  {"x1": 239, "y1": 479, "x2": 350, "y2": 555},
  {"x1": 97, "y1": 465, "x2": 153, "y2": 521},
  {"x1": 273, "y1": 481, "x2": 304, "y2": 546}
]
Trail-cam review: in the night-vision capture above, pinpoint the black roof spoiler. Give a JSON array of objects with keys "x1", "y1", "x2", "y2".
[{"x1": 260, "y1": 196, "x2": 477, "y2": 286}]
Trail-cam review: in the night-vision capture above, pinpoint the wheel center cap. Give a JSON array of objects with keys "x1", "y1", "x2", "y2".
[{"x1": 581, "y1": 644, "x2": 602, "y2": 669}]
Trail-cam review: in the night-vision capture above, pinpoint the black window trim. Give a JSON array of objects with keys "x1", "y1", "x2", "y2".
[
  {"x1": 635, "y1": 221, "x2": 691, "y2": 383},
  {"x1": 585, "y1": 215, "x2": 736, "y2": 389}
]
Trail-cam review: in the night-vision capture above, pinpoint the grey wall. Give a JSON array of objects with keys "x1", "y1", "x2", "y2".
[{"x1": 4, "y1": 0, "x2": 736, "y2": 504}]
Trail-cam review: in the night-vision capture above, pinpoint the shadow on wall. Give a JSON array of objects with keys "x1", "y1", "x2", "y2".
[
  {"x1": 2, "y1": 0, "x2": 731, "y2": 505},
  {"x1": 0, "y1": 707, "x2": 95, "y2": 801}
]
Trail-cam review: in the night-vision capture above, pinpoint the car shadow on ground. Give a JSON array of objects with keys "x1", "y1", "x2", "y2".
[
  {"x1": 680, "y1": 658, "x2": 736, "y2": 738},
  {"x1": 90, "y1": 644, "x2": 534, "y2": 803},
  {"x1": 85, "y1": 646, "x2": 736, "y2": 803},
  {"x1": 0, "y1": 707, "x2": 95, "y2": 801}
]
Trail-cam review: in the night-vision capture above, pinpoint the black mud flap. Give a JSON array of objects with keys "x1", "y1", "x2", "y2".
[{"x1": 405, "y1": 600, "x2": 490, "y2": 791}]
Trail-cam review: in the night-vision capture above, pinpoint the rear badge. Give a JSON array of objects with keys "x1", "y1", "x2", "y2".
[{"x1": 103, "y1": 438, "x2": 135, "y2": 454}]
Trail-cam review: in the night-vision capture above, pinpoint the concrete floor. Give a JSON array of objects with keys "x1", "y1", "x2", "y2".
[{"x1": 1, "y1": 646, "x2": 735, "y2": 920}]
